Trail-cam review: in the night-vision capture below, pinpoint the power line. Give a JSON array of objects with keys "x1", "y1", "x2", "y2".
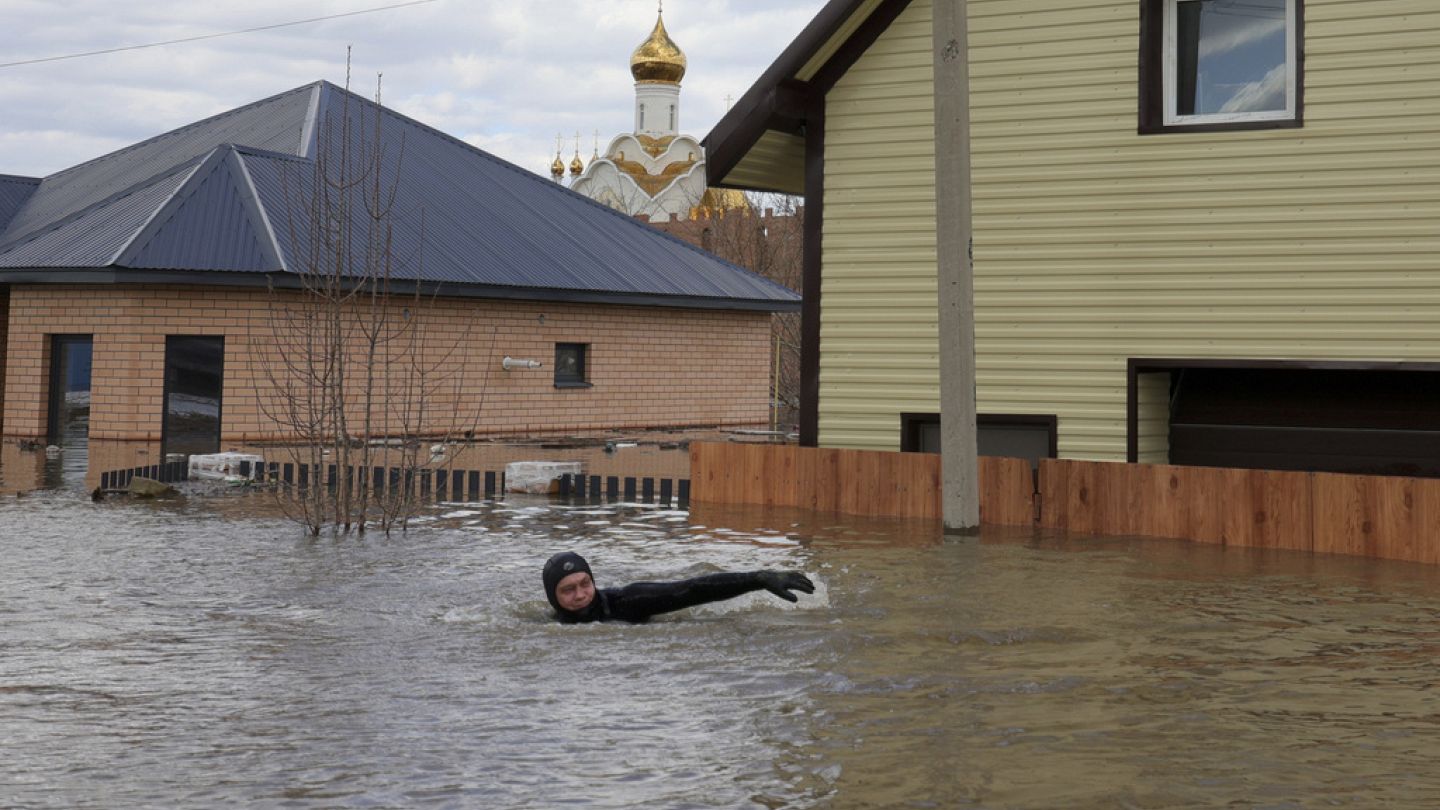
[{"x1": 0, "y1": 0, "x2": 440, "y2": 70}]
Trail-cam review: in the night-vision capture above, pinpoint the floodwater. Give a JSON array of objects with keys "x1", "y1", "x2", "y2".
[{"x1": 4, "y1": 477, "x2": 1440, "y2": 807}]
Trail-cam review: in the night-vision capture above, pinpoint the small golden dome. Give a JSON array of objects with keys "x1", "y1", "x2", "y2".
[
  {"x1": 630, "y1": 11, "x2": 686, "y2": 84},
  {"x1": 550, "y1": 154, "x2": 565, "y2": 178},
  {"x1": 569, "y1": 153, "x2": 585, "y2": 176},
  {"x1": 690, "y1": 187, "x2": 752, "y2": 219}
]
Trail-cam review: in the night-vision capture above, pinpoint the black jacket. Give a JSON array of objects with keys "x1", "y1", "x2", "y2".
[{"x1": 556, "y1": 572, "x2": 778, "y2": 624}]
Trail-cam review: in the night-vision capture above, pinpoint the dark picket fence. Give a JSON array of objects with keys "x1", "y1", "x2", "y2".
[
  {"x1": 99, "y1": 461, "x2": 689, "y2": 507},
  {"x1": 237, "y1": 461, "x2": 509, "y2": 501},
  {"x1": 557, "y1": 473, "x2": 690, "y2": 507},
  {"x1": 99, "y1": 460, "x2": 190, "y2": 490}
]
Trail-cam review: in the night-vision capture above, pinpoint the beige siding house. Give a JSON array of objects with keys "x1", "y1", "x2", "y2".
[{"x1": 704, "y1": 0, "x2": 1440, "y2": 477}]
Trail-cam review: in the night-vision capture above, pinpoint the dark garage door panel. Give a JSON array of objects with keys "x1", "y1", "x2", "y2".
[{"x1": 1168, "y1": 368, "x2": 1440, "y2": 478}]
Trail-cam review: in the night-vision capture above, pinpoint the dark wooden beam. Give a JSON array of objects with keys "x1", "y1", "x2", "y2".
[
  {"x1": 799, "y1": 97, "x2": 825, "y2": 447},
  {"x1": 809, "y1": 0, "x2": 916, "y2": 93}
]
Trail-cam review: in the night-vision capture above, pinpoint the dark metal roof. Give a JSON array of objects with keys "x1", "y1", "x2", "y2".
[
  {"x1": 0, "y1": 174, "x2": 40, "y2": 233},
  {"x1": 0, "y1": 82, "x2": 798, "y2": 312},
  {"x1": 0, "y1": 168, "x2": 192, "y2": 268}
]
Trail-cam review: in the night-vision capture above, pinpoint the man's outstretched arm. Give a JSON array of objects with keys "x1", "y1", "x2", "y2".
[{"x1": 605, "y1": 571, "x2": 814, "y2": 622}]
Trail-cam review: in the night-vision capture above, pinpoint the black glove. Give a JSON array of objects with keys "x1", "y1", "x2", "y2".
[{"x1": 757, "y1": 570, "x2": 815, "y2": 603}]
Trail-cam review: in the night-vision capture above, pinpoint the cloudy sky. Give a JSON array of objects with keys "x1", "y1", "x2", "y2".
[{"x1": 0, "y1": 0, "x2": 824, "y2": 179}]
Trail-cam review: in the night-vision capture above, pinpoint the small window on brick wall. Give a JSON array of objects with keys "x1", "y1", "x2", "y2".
[{"x1": 555, "y1": 343, "x2": 590, "y2": 388}]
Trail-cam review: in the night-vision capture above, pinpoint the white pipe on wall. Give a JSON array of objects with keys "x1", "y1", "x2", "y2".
[{"x1": 502, "y1": 356, "x2": 543, "y2": 370}]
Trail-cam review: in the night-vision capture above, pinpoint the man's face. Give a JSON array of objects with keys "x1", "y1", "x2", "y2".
[{"x1": 555, "y1": 571, "x2": 595, "y2": 612}]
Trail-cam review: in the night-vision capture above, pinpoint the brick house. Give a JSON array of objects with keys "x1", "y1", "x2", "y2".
[{"x1": 0, "y1": 82, "x2": 798, "y2": 457}]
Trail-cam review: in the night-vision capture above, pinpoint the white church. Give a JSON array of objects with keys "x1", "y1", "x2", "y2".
[{"x1": 557, "y1": 7, "x2": 747, "y2": 221}]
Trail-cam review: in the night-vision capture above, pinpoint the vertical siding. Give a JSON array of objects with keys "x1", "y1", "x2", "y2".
[
  {"x1": 821, "y1": 0, "x2": 938, "y2": 451},
  {"x1": 1136, "y1": 371, "x2": 1169, "y2": 464},
  {"x1": 823, "y1": 0, "x2": 1440, "y2": 458}
]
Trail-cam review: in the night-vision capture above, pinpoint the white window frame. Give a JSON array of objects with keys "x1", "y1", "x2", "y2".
[{"x1": 1162, "y1": 0, "x2": 1297, "y2": 126}]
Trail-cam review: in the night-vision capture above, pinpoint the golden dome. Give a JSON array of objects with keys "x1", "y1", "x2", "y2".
[
  {"x1": 630, "y1": 11, "x2": 686, "y2": 84},
  {"x1": 569, "y1": 153, "x2": 585, "y2": 176},
  {"x1": 550, "y1": 154, "x2": 565, "y2": 178},
  {"x1": 690, "y1": 187, "x2": 752, "y2": 219}
]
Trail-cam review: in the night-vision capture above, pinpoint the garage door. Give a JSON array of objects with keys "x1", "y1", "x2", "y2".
[{"x1": 1168, "y1": 367, "x2": 1440, "y2": 477}]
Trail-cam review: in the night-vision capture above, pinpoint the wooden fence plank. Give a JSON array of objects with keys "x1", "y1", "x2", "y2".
[
  {"x1": 766, "y1": 445, "x2": 798, "y2": 508},
  {"x1": 1313, "y1": 473, "x2": 1369, "y2": 557},
  {"x1": 1415, "y1": 479, "x2": 1440, "y2": 566},
  {"x1": 1220, "y1": 468, "x2": 1313, "y2": 551},
  {"x1": 979, "y1": 456, "x2": 1033, "y2": 526},
  {"x1": 1065, "y1": 460, "x2": 1098, "y2": 535},
  {"x1": 1176, "y1": 465, "x2": 1226, "y2": 545},
  {"x1": 1367, "y1": 475, "x2": 1417, "y2": 563},
  {"x1": 1038, "y1": 459, "x2": 1068, "y2": 529},
  {"x1": 1140, "y1": 464, "x2": 1181, "y2": 539}
]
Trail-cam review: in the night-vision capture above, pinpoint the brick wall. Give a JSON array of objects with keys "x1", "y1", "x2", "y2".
[{"x1": 1, "y1": 284, "x2": 772, "y2": 442}]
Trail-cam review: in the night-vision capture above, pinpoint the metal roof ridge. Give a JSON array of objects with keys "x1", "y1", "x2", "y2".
[
  {"x1": 110, "y1": 148, "x2": 226, "y2": 266},
  {"x1": 230, "y1": 151, "x2": 288, "y2": 272},
  {"x1": 229, "y1": 144, "x2": 312, "y2": 163},
  {"x1": 0, "y1": 157, "x2": 205, "y2": 254},
  {"x1": 300, "y1": 82, "x2": 323, "y2": 159},
  {"x1": 0, "y1": 174, "x2": 41, "y2": 185}
]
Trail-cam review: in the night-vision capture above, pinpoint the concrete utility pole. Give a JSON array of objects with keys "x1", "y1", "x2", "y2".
[{"x1": 932, "y1": 0, "x2": 979, "y2": 532}]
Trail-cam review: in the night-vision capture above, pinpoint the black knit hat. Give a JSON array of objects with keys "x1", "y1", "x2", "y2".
[{"x1": 542, "y1": 552, "x2": 593, "y2": 612}]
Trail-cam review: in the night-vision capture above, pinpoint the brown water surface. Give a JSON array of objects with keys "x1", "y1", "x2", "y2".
[{"x1": 2, "y1": 484, "x2": 1439, "y2": 807}]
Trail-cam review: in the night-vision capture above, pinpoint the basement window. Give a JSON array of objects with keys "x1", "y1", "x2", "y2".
[
  {"x1": 555, "y1": 343, "x2": 591, "y2": 388},
  {"x1": 900, "y1": 413, "x2": 1058, "y2": 468},
  {"x1": 1140, "y1": 0, "x2": 1301, "y2": 133}
]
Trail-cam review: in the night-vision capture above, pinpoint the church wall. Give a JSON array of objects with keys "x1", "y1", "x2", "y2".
[{"x1": 1, "y1": 284, "x2": 773, "y2": 444}]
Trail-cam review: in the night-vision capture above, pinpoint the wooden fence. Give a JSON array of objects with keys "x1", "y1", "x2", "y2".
[
  {"x1": 690, "y1": 442, "x2": 1440, "y2": 565},
  {"x1": 689, "y1": 442, "x2": 1033, "y2": 523},
  {"x1": 1039, "y1": 460, "x2": 1440, "y2": 564}
]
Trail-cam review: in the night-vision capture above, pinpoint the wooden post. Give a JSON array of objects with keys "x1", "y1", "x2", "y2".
[{"x1": 933, "y1": 0, "x2": 979, "y2": 532}]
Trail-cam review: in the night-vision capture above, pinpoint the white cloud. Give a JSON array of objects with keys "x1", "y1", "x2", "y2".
[
  {"x1": 1196, "y1": 2, "x2": 1286, "y2": 60},
  {"x1": 1218, "y1": 62, "x2": 1288, "y2": 114},
  {"x1": 0, "y1": 0, "x2": 826, "y2": 178}
]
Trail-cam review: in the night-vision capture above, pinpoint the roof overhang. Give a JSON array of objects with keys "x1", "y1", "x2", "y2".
[
  {"x1": 0, "y1": 267, "x2": 801, "y2": 313},
  {"x1": 702, "y1": 0, "x2": 912, "y2": 194}
]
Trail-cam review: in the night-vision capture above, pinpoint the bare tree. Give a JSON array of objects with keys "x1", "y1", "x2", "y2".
[
  {"x1": 649, "y1": 192, "x2": 804, "y2": 431},
  {"x1": 255, "y1": 68, "x2": 493, "y2": 536}
]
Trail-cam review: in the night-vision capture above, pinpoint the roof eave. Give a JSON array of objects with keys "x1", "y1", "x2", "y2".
[
  {"x1": 0, "y1": 267, "x2": 801, "y2": 312},
  {"x1": 701, "y1": 0, "x2": 914, "y2": 192}
]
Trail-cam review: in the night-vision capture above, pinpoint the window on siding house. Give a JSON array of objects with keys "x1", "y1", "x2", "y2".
[
  {"x1": 1140, "y1": 0, "x2": 1301, "y2": 133},
  {"x1": 555, "y1": 343, "x2": 591, "y2": 388}
]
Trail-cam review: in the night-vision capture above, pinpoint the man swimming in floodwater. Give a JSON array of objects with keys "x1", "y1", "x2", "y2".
[{"x1": 542, "y1": 551, "x2": 815, "y2": 624}]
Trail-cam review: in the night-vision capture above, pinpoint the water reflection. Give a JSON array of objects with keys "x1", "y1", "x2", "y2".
[{"x1": 3, "y1": 490, "x2": 1440, "y2": 807}]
